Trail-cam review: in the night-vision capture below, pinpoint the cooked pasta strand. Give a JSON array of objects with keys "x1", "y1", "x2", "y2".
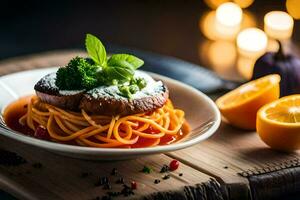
[{"x1": 19, "y1": 96, "x2": 187, "y2": 148}]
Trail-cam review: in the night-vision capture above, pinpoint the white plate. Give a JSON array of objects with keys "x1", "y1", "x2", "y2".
[{"x1": 0, "y1": 68, "x2": 221, "y2": 160}]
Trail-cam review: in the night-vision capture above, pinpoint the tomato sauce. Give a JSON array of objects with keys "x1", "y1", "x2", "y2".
[
  {"x1": 4, "y1": 97, "x2": 190, "y2": 148},
  {"x1": 4, "y1": 96, "x2": 34, "y2": 136}
]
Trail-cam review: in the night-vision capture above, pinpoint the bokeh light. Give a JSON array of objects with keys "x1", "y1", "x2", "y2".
[
  {"x1": 266, "y1": 39, "x2": 279, "y2": 52},
  {"x1": 286, "y1": 0, "x2": 300, "y2": 19},
  {"x1": 200, "y1": 11, "x2": 239, "y2": 40},
  {"x1": 199, "y1": 41, "x2": 238, "y2": 79},
  {"x1": 264, "y1": 11, "x2": 294, "y2": 40},
  {"x1": 216, "y1": 2, "x2": 243, "y2": 27},
  {"x1": 200, "y1": 10, "x2": 252, "y2": 41},
  {"x1": 199, "y1": 11, "x2": 219, "y2": 40},
  {"x1": 204, "y1": 0, "x2": 230, "y2": 9},
  {"x1": 233, "y1": 0, "x2": 254, "y2": 8},
  {"x1": 237, "y1": 28, "x2": 268, "y2": 58},
  {"x1": 241, "y1": 11, "x2": 257, "y2": 29},
  {"x1": 237, "y1": 56, "x2": 256, "y2": 80}
]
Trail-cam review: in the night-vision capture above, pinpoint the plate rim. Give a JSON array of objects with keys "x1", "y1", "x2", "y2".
[{"x1": 0, "y1": 67, "x2": 221, "y2": 155}]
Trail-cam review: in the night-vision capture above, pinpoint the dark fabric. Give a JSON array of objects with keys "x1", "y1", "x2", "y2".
[{"x1": 142, "y1": 178, "x2": 226, "y2": 200}]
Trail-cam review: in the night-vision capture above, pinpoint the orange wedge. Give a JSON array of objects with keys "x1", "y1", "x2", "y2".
[
  {"x1": 257, "y1": 95, "x2": 300, "y2": 151},
  {"x1": 216, "y1": 74, "x2": 280, "y2": 130}
]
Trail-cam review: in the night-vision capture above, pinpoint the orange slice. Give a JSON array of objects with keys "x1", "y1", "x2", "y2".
[
  {"x1": 257, "y1": 95, "x2": 300, "y2": 151},
  {"x1": 216, "y1": 74, "x2": 280, "y2": 130}
]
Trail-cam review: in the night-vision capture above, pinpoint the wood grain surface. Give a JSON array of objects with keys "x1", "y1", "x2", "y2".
[
  {"x1": 0, "y1": 136, "x2": 223, "y2": 200},
  {"x1": 0, "y1": 50, "x2": 299, "y2": 200}
]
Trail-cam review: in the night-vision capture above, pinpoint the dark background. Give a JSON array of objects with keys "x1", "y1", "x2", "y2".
[{"x1": 1, "y1": 0, "x2": 299, "y2": 67}]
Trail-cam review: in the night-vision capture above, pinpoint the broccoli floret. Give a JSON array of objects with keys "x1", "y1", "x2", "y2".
[
  {"x1": 55, "y1": 57, "x2": 100, "y2": 90},
  {"x1": 118, "y1": 85, "x2": 133, "y2": 99},
  {"x1": 130, "y1": 77, "x2": 147, "y2": 89}
]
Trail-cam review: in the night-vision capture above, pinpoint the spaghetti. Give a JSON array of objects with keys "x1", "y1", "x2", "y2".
[{"x1": 12, "y1": 96, "x2": 188, "y2": 148}]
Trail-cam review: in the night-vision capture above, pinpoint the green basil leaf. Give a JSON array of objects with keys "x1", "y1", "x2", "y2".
[
  {"x1": 107, "y1": 54, "x2": 144, "y2": 70},
  {"x1": 104, "y1": 66, "x2": 134, "y2": 83},
  {"x1": 85, "y1": 34, "x2": 107, "y2": 66}
]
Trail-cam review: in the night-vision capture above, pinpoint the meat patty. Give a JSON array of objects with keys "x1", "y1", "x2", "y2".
[
  {"x1": 34, "y1": 71, "x2": 169, "y2": 116},
  {"x1": 34, "y1": 73, "x2": 85, "y2": 111}
]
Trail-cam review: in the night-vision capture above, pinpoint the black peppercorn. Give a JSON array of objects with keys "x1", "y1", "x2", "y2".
[
  {"x1": 162, "y1": 174, "x2": 170, "y2": 180},
  {"x1": 154, "y1": 179, "x2": 161, "y2": 184},
  {"x1": 160, "y1": 164, "x2": 170, "y2": 173}
]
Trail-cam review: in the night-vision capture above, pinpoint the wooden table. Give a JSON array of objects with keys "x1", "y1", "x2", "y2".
[{"x1": 0, "y1": 51, "x2": 299, "y2": 200}]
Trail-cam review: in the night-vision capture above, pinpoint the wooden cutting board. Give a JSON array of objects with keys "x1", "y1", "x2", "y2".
[{"x1": 0, "y1": 50, "x2": 299, "y2": 200}]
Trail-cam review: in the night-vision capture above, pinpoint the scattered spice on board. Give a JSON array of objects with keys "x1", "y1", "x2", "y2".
[
  {"x1": 141, "y1": 165, "x2": 152, "y2": 174},
  {"x1": 154, "y1": 179, "x2": 160, "y2": 184},
  {"x1": 160, "y1": 164, "x2": 170, "y2": 173},
  {"x1": 106, "y1": 191, "x2": 120, "y2": 197},
  {"x1": 162, "y1": 174, "x2": 171, "y2": 180},
  {"x1": 131, "y1": 181, "x2": 137, "y2": 190},
  {"x1": 169, "y1": 159, "x2": 179, "y2": 171},
  {"x1": 179, "y1": 173, "x2": 183, "y2": 176},
  {"x1": 121, "y1": 184, "x2": 135, "y2": 197},
  {"x1": 0, "y1": 149, "x2": 26, "y2": 166}
]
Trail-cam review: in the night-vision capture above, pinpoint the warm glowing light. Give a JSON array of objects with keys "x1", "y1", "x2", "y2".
[
  {"x1": 216, "y1": 2, "x2": 243, "y2": 27},
  {"x1": 237, "y1": 28, "x2": 268, "y2": 58},
  {"x1": 267, "y1": 39, "x2": 279, "y2": 52},
  {"x1": 286, "y1": 0, "x2": 300, "y2": 19},
  {"x1": 199, "y1": 11, "x2": 238, "y2": 40},
  {"x1": 264, "y1": 11, "x2": 294, "y2": 40},
  {"x1": 237, "y1": 56, "x2": 256, "y2": 80},
  {"x1": 208, "y1": 41, "x2": 237, "y2": 79},
  {"x1": 204, "y1": 0, "x2": 230, "y2": 9},
  {"x1": 199, "y1": 11, "x2": 219, "y2": 40},
  {"x1": 199, "y1": 9, "x2": 255, "y2": 41},
  {"x1": 233, "y1": 0, "x2": 254, "y2": 8},
  {"x1": 209, "y1": 41, "x2": 237, "y2": 76},
  {"x1": 199, "y1": 41, "x2": 238, "y2": 80},
  {"x1": 241, "y1": 11, "x2": 257, "y2": 29}
]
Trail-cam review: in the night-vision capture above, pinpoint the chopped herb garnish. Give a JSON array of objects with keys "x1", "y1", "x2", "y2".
[
  {"x1": 55, "y1": 34, "x2": 146, "y2": 98},
  {"x1": 141, "y1": 166, "x2": 152, "y2": 174}
]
